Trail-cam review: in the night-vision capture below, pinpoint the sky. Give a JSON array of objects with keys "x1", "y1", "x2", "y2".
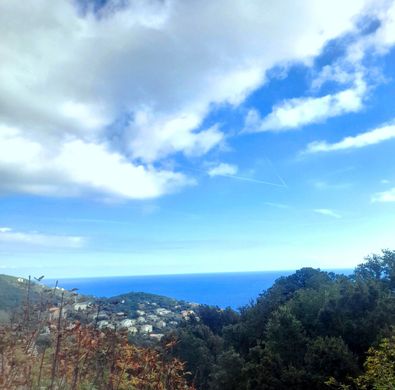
[{"x1": 1, "y1": 0, "x2": 395, "y2": 278}]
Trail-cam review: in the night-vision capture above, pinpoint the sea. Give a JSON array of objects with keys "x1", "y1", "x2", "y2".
[{"x1": 46, "y1": 269, "x2": 352, "y2": 310}]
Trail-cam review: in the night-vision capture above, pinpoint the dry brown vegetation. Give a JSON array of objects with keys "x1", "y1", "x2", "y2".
[{"x1": 0, "y1": 278, "x2": 194, "y2": 390}]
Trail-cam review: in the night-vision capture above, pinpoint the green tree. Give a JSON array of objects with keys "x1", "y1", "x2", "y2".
[
  {"x1": 354, "y1": 334, "x2": 395, "y2": 389},
  {"x1": 265, "y1": 306, "x2": 307, "y2": 367},
  {"x1": 209, "y1": 348, "x2": 246, "y2": 390},
  {"x1": 304, "y1": 336, "x2": 359, "y2": 387}
]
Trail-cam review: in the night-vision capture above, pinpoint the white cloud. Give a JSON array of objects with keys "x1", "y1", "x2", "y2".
[
  {"x1": 305, "y1": 123, "x2": 395, "y2": 153},
  {"x1": 0, "y1": 0, "x2": 374, "y2": 198},
  {"x1": 371, "y1": 187, "x2": 395, "y2": 203},
  {"x1": 0, "y1": 125, "x2": 192, "y2": 199},
  {"x1": 207, "y1": 163, "x2": 238, "y2": 177},
  {"x1": 313, "y1": 209, "x2": 342, "y2": 218},
  {"x1": 244, "y1": 0, "x2": 395, "y2": 134},
  {"x1": 312, "y1": 1, "x2": 395, "y2": 92},
  {"x1": 0, "y1": 227, "x2": 85, "y2": 248},
  {"x1": 245, "y1": 77, "x2": 366, "y2": 132},
  {"x1": 311, "y1": 64, "x2": 357, "y2": 90},
  {"x1": 347, "y1": 1, "x2": 395, "y2": 62}
]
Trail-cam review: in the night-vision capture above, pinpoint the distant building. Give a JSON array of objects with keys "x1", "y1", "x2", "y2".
[
  {"x1": 97, "y1": 320, "x2": 115, "y2": 330},
  {"x1": 181, "y1": 310, "x2": 196, "y2": 319},
  {"x1": 73, "y1": 302, "x2": 90, "y2": 311},
  {"x1": 120, "y1": 319, "x2": 137, "y2": 329},
  {"x1": 139, "y1": 324, "x2": 153, "y2": 334},
  {"x1": 155, "y1": 320, "x2": 166, "y2": 329},
  {"x1": 48, "y1": 307, "x2": 66, "y2": 321},
  {"x1": 150, "y1": 333, "x2": 164, "y2": 341},
  {"x1": 128, "y1": 326, "x2": 138, "y2": 335},
  {"x1": 147, "y1": 314, "x2": 159, "y2": 322},
  {"x1": 156, "y1": 308, "x2": 171, "y2": 316}
]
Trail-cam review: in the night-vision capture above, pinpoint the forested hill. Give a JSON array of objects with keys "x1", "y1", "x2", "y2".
[
  {"x1": 163, "y1": 250, "x2": 395, "y2": 389},
  {"x1": 1, "y1": 251, "x2": 394, "y2": 388}
]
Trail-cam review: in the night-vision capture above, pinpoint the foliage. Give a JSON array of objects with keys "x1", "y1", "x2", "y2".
[
  {"x1": 165, "y1": 250, "x2": 395, "y2": 389},
  {"x1": 2, "y1": 250, "x2": 395, "y2": 389},
  {"x1": 354, "y1": 333, "x2": 395, "y2": 389},
  {"x1": 0, "y1": 281, "x2": 194, "y2": 390},
  {"x1": 108, "y1": 291, "x2": 187, "y2": 312}
]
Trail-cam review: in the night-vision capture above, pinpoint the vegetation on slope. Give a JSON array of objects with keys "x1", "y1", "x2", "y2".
[
  {"x1": 0, "y1": 279, "x2": 194, "y2": 390},
  {"x1": 162, "y1": 250, "x2": 395, "y2": 389},
  {"x1": 1, "y1": 250, "x2": 394, "y2": 389}
]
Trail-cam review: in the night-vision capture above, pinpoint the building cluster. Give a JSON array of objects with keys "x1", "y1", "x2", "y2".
[{"x1": 49, "y1": 297, "x2": 199, "y2": 342}]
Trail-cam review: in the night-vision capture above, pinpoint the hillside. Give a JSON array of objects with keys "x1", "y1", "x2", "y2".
[
  {"x1": 0, "y1": 275, "x2": 44, "y2": 322},
  {"x1": 0, "y1": 274, "x2": 199, "y2": 344},
  {"x1": 1, "y1": 250, "x2": 394, "y2": 389},
  {"x1": 163, "y1": 250, "x2": 395, "y2": 389}
]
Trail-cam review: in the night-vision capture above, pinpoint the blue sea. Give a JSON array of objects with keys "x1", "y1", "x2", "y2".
[{"x1": 46, "y1": 269, "x2": 352, "y2": 309}]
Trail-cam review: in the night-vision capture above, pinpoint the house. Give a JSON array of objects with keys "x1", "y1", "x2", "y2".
[
  {"x1": 128, "y1": 326, "x2": 138, "y2": 335},
  {"x1": 155, "y1": 308, "x2": 171, "y2": 316},
  {"x1": 120, "y1": 319, "x2": 137, "y2": 329},
  {"x1": 150, "y1": 333, "x2": 164, "y2": 341},
  {"x1": 139, "y1": 324, "x2": 153, "y2": 334},
  {"x1": 48, "y1": 307, "x2": 66, "y2": 321},
  {"x1": 147, "y1": 314, "x2": 159, "y2": 322},
  {"x1": 97, "y1": 320, "x2": 115, "y2": 330},
  {"x1": 155, "y1": 320, "x2": 166, "y2": 329},
  {"x1": 73, "y1": 302, "x2": 91, "y2": 311},
  {"x1": 181, "y1": 310, "x2": 196, "y2": 319}
]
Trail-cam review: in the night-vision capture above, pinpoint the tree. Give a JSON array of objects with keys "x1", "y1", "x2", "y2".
[
  {"x1": 354, "y1": 249, "x2": 395, "y2": 289},
  {"x1": 304, "y1": 336, "x2": 359, "y2": 387},
  {"x1": 209, "y1": 349, "x2": 246, "y2": 390},
  {"x1": 354, "y1": 333, "x2": 395, "y2": 389},
  {"x1": 265, "y1": 306, "x2": 307, "y2": 366}
]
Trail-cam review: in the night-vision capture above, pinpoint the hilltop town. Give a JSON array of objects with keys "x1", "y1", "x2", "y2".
[
  {"x1": 0, "y1": 274, "x2": 200, "y2": 345},
  {"x1": 68, "y1": 292, "x2": 199, "y2": 344}
]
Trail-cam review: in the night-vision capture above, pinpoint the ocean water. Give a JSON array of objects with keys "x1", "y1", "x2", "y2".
[{"x1": 46, "y1": 269, "x2": 352, "y2": 309}]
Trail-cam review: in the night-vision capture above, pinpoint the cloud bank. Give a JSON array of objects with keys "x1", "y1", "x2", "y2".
[{"x1": 0, "y1": 0, "x2": 374, "y2": 199}]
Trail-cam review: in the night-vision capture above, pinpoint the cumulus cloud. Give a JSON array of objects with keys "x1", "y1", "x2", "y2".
[
  {"x1": 245, "y1": 77, "x2": 366, "y2": 132},
  {"x1": 0, "y1": 227, "x2": 85, "y2": 248},
  {"x1": 305, "y1": 123, "x2": 395, "y2": 154},
  {"x1": 244, "y1": 0, "x2": 395, "y2": 134},
  {"x1": 311, "y1": 1, "x2": 395, "y2": 92},
  {"x1": 0, "y1": 0, "x2": 373, "y2": 198},
  {"x1": 207, "y1": 163, "x2": 239, "y2": 177},
  {"x1": 347, "y1": 0, "x2": 395, "y2": 62},
  {"x1": 313, "y1": 209, "x2": 342, "y2": 218},
  {"x1": 0, "y1": 125, "x2": 192, "y2": 199},
  {"x1": 371, "y1": 188, "x2": 395, "y2": 203}
]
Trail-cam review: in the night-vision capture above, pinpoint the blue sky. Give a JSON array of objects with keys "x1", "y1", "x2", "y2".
[{"x1": 1, "y1": 0, "x2": 395, "y2": 277}]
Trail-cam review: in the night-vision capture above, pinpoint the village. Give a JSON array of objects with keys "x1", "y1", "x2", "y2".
[{"x1": 47, "y1": 288, "x2": 200, "y2": 344}]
